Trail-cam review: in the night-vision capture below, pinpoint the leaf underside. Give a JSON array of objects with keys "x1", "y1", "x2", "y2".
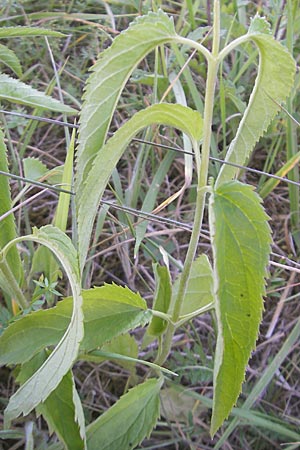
[
  {"x1": 0, "y1": 73, "x2": 77, "y2": 114},
  {"x1": 209, "y1": 181, "x2": 271, "y2": 436},
  {"x1": 4, "y1": 226, "x2": 84, "y2": 424},
  {"x1": 76, "y1": 103, "x2": 202, "y2": 270},
  {"x1": 216, "y1": 16, "x2": 296, "y2": 187},
  {"x1": 76, "y1": 9, "x2": 177, "y2": 197}
]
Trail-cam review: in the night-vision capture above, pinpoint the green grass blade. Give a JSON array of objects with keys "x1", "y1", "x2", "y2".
[
  {"x1": 134, "y1": 150, "x2": 175, "y2": 257},
  {"x1": 54, "y1": 128, "x2": 75, "y2": 231},
  {"x1": 259, "y1": 151, "x2": 300, "y2": 199},
  {"x1": 285, "y1": 0, "x2": 300, "y2": 247},
  {"x1": 0, "y1": 129, "x2": 23, "y2": 285}
]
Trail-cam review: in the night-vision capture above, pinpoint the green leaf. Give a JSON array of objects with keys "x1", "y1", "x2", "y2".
[
  {"x1": 4, "y1": 226, "x2": 84, "y2": 424},
  {"x1": 38, "y1": 372, "x2": 86, "y2": 450},
  {"x1": 148, "y1": 264, "x2": 172, "y2": 336},
  {"x1": 0, "y1": 26, "x2": 65, "y2": 38},
  {"x1": 0, "y1": 129, "x2": 23, "y2": 285},
  {"x1": 77, "y1": 103, "x2": 202, "y2": 270},
  {"x1": 86, "y1": 378, "x2": 163, "y2": 450},
  {"x1": 171, "y1": 255, "x2": 214, "y2": 317},
  {"x1": 208, "y1": 181, "x2": 271, "y2": 436},
  {"x1": 0, "y1": 284, "x2": 148, "y2": 366},
  {"x1": 17, "y1": 351, "x2": 86, "y2": 450},
  {"x1": 0, "y1": 43, "x2": 22, "y2": 77},
  {"x1": 23, "y1": 157, "x2": 48, "y2": 180},
  {"x1": 76, "y1": 9, "x2": 177, "y2": 195},
  {"x1": 0, "y1": 73, "x2": 77, "y2": 114},
  {"x1": 216, "y1": 16, "x2": 296, "y2": 187},
  {"x1": 248, "y1": 14, "x2": 272, "y2": 35},
  {"x1": 100, "y1": 334, "x2": 138, "y2": 372}
]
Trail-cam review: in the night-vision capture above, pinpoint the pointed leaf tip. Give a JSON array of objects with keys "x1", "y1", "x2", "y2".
[{"x1": 209, "y1": 181, "x2": 271, "y2": 435}]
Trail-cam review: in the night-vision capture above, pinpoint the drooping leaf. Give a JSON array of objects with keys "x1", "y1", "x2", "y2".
[
  {"x1": 86, "y1": 378, "x2": 163, "y2": 450},
  {"x1": 0, "y1": 27, "x2": 65, "y2": 38},
  {"x1": 216, "y1": 15, "x2": 296, "y2": 187},
  {"x1": 0, "y1": 43, "x2": 22, "y2": 77},
  {"x1": 171, "y1": 254, "x2": 214, "y2": 318},
  {"x1": 148, "y1": 264, "x2": 172, "y2": 336},
  {"x1": 17, "y1": 351, "x2": 86, "y2": 450},
  {"x1": 0, "y1": 129, "x2": 23, "y2": 285},
  {"x1": 0, "y1": 284, "x2": 148, "y2": 366},
  {"x1": 38, "y1": 372, "x2": 86, "y2": 450},
  {"x1": 0, "y1": 73, "x2": 77, "y2": 114},
  {"x1": 76, "y1": 9, "x2": 177, "y2": 195},
  {"x1": 4, "y1": 225, "x2": 84, "y2": 424},
  {"x1": 77, "y1": 103, "x2": 202, "y2": 270},
  {"x1": 208, "y1": 181, "x2": 271, "y2": 436}
]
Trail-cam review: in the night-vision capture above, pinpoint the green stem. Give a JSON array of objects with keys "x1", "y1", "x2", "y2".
[
  {"x1": 0, "y1": 255, "x2": 28, "y2": 309},
  {"x1": 155, "y1": 1, "x2": 220, "y2": 367}
]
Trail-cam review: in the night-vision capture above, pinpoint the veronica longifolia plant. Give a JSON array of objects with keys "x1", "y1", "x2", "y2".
[{"x1": 0, "y1": 2, "x2": 296, "y2": 448}]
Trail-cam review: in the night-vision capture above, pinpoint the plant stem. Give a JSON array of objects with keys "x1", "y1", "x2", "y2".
[
  {"x1": 155, "y1": 1, "x2": 220, "y2": 367},
  {"x1": 0, "y1": 255, "x2": 28, "y2": 309}
]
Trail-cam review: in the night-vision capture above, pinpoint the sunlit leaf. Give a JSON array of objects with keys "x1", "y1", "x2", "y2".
[{"x1": 209, "y1": 181, "x2": 271, "y2": 436}]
